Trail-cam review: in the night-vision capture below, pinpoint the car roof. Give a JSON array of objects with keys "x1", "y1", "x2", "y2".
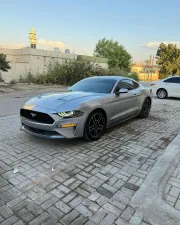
[
  {"x1": 84, "y1": 76, "x2": 125, "y2": 81},
  {"x1": 165, "y1": 76, "x2": 180, "y2": 79}
]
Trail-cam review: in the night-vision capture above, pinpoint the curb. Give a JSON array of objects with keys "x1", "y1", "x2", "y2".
[{"x1": 130, "y1": 133, "x2": 180, "y2": 225}]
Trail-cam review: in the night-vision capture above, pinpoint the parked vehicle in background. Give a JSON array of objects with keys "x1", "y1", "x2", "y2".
[
  {"x1": 151, "y1": 76, "x2": 180, "y2": 99},
  {"x1": 20, "y1": 76, "x2": 152, "y2": 141}
]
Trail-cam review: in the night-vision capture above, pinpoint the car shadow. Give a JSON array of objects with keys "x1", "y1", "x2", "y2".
[
  {"x1": 26, "y1": 118, "x2": 136, "y2": 146},
  {"x1": 153, "y1": 96, "x2": 180, "y2": 101},
  {"x1": 105, "y1": 117, "x2": 136, "y2": 134}
]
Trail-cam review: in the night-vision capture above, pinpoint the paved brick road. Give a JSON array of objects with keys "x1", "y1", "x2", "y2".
[
  {"x1": 165, "y1": 160, "x2": 180, "y2": 211},
  {"x1": 0, "y1": 95, "x2": 180, "y2": 225}
]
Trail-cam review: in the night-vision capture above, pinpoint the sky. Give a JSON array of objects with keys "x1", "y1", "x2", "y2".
[{"x1": 0, "y1": 0, "x2": 180, "y2": 63}]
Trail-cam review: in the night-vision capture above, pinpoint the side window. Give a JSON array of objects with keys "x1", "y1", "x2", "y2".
[
  {"x1": 114, "y1": 81, "x2": 127, "y2": 92},
  {"x1": 174, "y1": 77, "x2": 180, "y2": 84},
  {"x1": 164, "y1": 78, "x2": 175, "y2": 83},
  {"x1": 133, "y1": 81, "x2": 139, "y2": 89},
  {"x1": 114, "y1": 79, "x2": 138, "y2": 92},
  {"x1": 121, "y1": 79, "x2": 135, "y2": 90}
]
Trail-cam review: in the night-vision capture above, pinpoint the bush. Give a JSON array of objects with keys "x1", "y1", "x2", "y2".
[
  {"x1": 0, "y1": 73, "x2": 4, "y2": 82},
  {"x1": 127, "y1": 71, "x2": 139, "y2": 81},
  {"x1": 108, "y1": 67, "x2": 128, "y2": 76},
  {"x1": 9, "y1": 79, "x2": 17, "y2": 85},
  {"x1": 20, "y1": 60, "x2": 139, "y2": 85},
  {"x1": 159, "y1": 73, "x2": 168, "y2": 79}
]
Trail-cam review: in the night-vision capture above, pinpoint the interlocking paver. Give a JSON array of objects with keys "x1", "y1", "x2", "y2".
[
  {"x1": 69, "y1": 215, "x2": 88, "y2": 225},
  {"x1": 41, "y1": 196, "x2": 58, "y2": 210},
  {"x1": 1, "y1": 94, "x2": 180, "y2": 224},
  {"x1": 120, "y1": 206, "x2": 135, "y2": 221},
  {"x1": 0, "y1": 215, "x2": 3, "y2": 223},
  {"x1": 90, "y1": 207, "x2": 108, "y2": 224},
  {"x1": 29, "y1": 212, "x2": 54, "y2": 225},
  {"x1": 97, "y1": 187, "x2": 114, "y2": 199},
  {"x1": 60, "y1": 210, "x2": 79, "y2": 225},
  {"x1": 0, "y1": 205, "x2": 13, "y2": 218},
  {"x1": 69, "y1": 195, "x2": 84, "y2": 208},
  {"x1": 55, "y1": 200, "x2": 71, "y2": 213},
  {"x1": 0, "y1": 215, "x2": 19, "y2": 225},
  {"x1": 47, "y1": 206, "x2": 64, "y2": 220},
  {"x1": 103, "y1": 202, "x2": 122, "y2": 216},
  {"x1": 26, "y1": 202, "x2": 43, "y2": 216},
  {"x1": 166, "y1": 159, "x2": 180, "y2": 211},
  {"x1": 115, "y1": 217, "x2": 131, "y2": 225},
  {"x1": 14, "y1": 220, "x2": 25, "y2": 225},
  {"x1": 17, "y1": 208, "x2": 34, "y2": 223},
  {"x1": 99, "y1": 212, "x2": 117, "y2": 225}
]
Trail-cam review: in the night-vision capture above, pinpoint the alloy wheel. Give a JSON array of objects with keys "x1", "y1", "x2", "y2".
[
  {"x1": 88, "y1": 113, "x2": 105, "y2": 138},
  {"x1": 157, "y1": 89, "x2": 167, "y2": 99},
  {"x1": 143, "y1": 99, "x2": 151, "y2": 117}
]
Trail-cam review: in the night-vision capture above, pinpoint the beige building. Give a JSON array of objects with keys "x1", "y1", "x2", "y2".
[{"x1": 132, "y1": 64, "x2": 159, "y2": 81}]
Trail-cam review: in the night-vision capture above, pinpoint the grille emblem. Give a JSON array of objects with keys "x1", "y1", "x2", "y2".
[{"x1": 30, "y1": 113, "x2": 36, "y2": 117}]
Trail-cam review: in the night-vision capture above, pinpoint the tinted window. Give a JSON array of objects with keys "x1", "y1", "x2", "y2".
[
  {"x1": 174, "y1": 77, "x2": 180, "y2": 84},
  {"x1": 164, "y1": 78, "x2": 175, "y2": 83},
  {"x1": 121, "y1": 79, "x2": 136, "y2": 90},
  {"x1": 70, "y1": 78, "x2": 117, "y2": 93},
  {"x1": 133, "y1": 81, "x2": 139, "y2": 88},
  {"x1": 114, "y1": 79, "x2": 137, "y2": 92},
  {"x1": 114, "y1": 82, "x2": 127, "y2": 92}
]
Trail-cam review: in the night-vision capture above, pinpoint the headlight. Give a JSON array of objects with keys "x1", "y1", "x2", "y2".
[{"x1": 58, "y1": 110, "x2": 84, "y2": 118}]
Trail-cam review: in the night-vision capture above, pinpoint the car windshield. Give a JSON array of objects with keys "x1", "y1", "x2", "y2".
[{"x1": 70, "y1": 78, "x2": 117, "y2": 93}]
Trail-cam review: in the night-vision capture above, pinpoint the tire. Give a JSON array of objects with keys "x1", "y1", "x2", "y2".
[
  {"x1": 138, "y1": 98, "x2": 151, "y2": 118},
  {"x1": 157, "y1": 89, "x2": 167, "y2": 99},
  {"x1": 84, "y1": 110, "x2": 106, "y2": 141}
]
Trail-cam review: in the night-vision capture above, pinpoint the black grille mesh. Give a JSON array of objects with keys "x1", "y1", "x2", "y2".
[{"x1": 20, "y1": 109, "x2": 54, "y2": 124}]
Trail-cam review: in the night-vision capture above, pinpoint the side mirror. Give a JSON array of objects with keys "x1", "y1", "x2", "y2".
[
  {"x1": 67, "y1": 87, "x2": 72, "y2": 91},
  {"x1": 116, "y1": 88, "x2": 128, "y2": 95}
]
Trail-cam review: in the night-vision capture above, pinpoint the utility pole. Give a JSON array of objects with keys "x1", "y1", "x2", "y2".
[
  {"x1": 148, "y1": 55, "x2": 152, "y2": 80},
  {"x1": 151, "y1": 55, "x2": 154, "y2": 80}
]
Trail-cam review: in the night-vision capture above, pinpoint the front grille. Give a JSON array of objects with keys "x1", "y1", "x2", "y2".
[
  {"x1": 20, "y1": 109, "x2": 54, "y2": 124},
  {"x1": 24, "y1": 125, "x2": 59, "y2": 136}
]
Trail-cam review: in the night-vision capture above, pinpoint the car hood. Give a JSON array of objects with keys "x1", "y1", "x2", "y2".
[{"x1": 23, "y1": 91, "x2": 105, "y2": 112}]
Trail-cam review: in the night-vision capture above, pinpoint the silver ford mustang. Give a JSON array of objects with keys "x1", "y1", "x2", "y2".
[{"x1": 20, "y1": 76, "x2": 152, "y2": 141}]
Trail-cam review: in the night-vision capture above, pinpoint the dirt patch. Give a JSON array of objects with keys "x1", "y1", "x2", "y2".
[
  {"x1": 160, "y1": 137, "x2": 173, "y2": 146},
  {"x1": 0, "y1": 83, "x2": 67, "y2": 94}
]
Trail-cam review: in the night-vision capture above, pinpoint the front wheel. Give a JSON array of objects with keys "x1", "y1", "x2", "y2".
[
  {"x1": 138, "y1": 98, "x2": 151, "y2": 118},
  {"x1": 84, "y1": 110, "x2": 106, "y2": 141}
]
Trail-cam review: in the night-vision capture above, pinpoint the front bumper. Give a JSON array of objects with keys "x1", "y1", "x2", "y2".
[
  {"x1": 20, "y1": 124, "x2": 65, "y2": 139},
  {"x1": 20, "y1": 112, "x2": 86, "y2": 139}
]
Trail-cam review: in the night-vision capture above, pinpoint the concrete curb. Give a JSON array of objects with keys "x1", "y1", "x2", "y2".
[{"x1": 130, "y1": 133, "x2": 180, "y2": 225}]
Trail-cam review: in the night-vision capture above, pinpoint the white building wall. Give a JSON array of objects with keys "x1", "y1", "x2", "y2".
[
  {"x1": 0, "y1": 48, "x2": 77, "y2": 83},
  {"x1": 94, "y1": 62, "x2": 108, "y2": 69}
]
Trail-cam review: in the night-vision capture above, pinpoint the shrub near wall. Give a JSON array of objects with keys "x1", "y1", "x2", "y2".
[{"x1": 19, "y1": 60, "x2": 139, "y2": 85}]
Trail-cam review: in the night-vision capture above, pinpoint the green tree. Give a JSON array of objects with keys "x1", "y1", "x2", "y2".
[
  {"x1": 0, "y1": 53, "x2": 11, "y2": 72},
  {"x1": 156, "y1": 43, "x2": 180, "y2": 78},
  {"x1": 94, "y1": 38, "x2": 132, "y2": 72}
]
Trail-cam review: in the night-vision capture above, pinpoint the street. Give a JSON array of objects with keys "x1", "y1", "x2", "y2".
[{"x1": 0, "y1": 89, "x2": 180, "y2": 225}]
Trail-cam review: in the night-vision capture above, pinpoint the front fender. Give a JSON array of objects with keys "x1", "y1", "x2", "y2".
[{"x1": 75, "y1": 100, "x2": 108, "y2": 128}]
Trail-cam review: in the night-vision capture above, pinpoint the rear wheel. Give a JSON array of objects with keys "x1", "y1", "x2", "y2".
[
  {"x1": 84, "y1": 110, "x2": 106, "y2": 141},
  {"x1": 138, "y1": 98, "x2": 151, "y2": 118},
  {"x1": 157, "y1": 89, "x2": 167, "y2": 99}
]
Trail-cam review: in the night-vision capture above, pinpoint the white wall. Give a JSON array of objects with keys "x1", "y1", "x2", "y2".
[{"x1": 0, "y1": 48, "x2": 77, "y2": 83}]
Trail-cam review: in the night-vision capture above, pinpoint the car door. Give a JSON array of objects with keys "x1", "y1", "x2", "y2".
[
  {"x1": 163, "y1": 77, "x2": 178, "y2": 97},
  {"x1": 173, "y1": 77, "x2": 180, "y2": 97},
  {"x1": 108, "y1": 79, "x2": 139, "y2": 125}
]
